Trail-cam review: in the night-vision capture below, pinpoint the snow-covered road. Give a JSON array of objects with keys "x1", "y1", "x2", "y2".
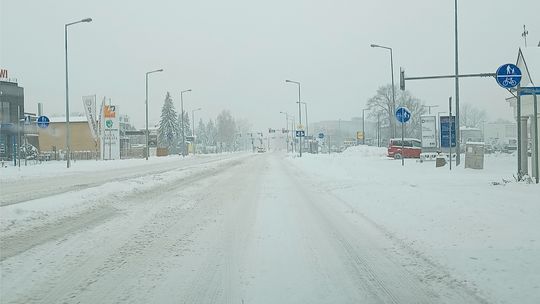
[{"x1": 0, "y1": 152, "x2": 491, "y2": 303}]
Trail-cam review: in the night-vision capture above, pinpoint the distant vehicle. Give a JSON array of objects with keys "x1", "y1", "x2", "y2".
[
  {"x1": 387, "y1": 138, "x2": 422, "y2": 159},
  {"x1": 257, "y1": 147, "x2": 266, "y2": 153}
]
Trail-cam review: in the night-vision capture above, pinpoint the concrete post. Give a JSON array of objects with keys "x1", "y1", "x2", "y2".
[{"x1": 520, "y1": 116, "x2": 529, "y2": 176}]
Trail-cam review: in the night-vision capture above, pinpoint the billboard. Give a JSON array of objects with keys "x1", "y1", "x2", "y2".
[
  {"x1": 82, "y1": 95, "x2": 99, "y2": 141},
  {"x1": 420, "y1": 115, "x2": 436, "y2": 148},
  {"x1": 440, "y1": 116, "x2": 456, "y2": 148},
  {"x1": 100, "y1": 104, "x2": 120, "y2": 160}
]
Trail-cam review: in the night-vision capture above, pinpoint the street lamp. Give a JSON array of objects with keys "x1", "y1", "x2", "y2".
[
  {"x1": 371, "y1": 43, "x2": 396, "y2": 139},
  {"x1": 300, "y1": 102, "x2": 309, "y2": 138},
  {"x1": 144, "y1": 69, "x2": 164, "y2": 160},
  {"x1": 65, "y1": 17, "x2": 92, "y2": 168},
  {"x1": 362, "y1": 108, "x2": 368, "y2": 145},
  {"x1": 280, "y1": 111, "x2": 291, "y2": 152},
  {"x1": 191, "y1": 107, "x2": 202, "y2": 154},
  {"x1": 285, "y1": 79, "x2": 302, "y2": 157},
  {"x1": 180, "y1": 89, "x2": 192, "y2": 156}
]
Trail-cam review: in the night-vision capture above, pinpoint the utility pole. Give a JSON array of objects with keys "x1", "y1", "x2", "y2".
[
  {"x1": 180, "y1": 89, "x2": 191, "y2": 156},
  {"x1": 362, "y1": 109, "x2": 367, "y2": 145},
  {"x1": 286, "y1": 80, "x2": 302, "y2": 157},
  {"x1": 454, "y1": 0, "x2": 461, "y2": 166}
]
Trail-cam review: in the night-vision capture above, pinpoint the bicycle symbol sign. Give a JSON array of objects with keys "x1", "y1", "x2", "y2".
[{"x1": 496, "y1": 63, "x2": 521, "y2": 89}]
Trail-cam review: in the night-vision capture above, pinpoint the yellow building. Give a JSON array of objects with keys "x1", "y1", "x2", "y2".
[{"x1": 38, "y1": 116, "x2": 99, "y2": 156}]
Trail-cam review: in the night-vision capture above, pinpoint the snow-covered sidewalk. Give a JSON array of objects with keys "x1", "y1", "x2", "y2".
[{"x1": 287, "y1": 146, "x2": 540, "y2": 304}]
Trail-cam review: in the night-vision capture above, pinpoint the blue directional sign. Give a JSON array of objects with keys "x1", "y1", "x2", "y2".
[
  {"x1": 395, "y1": 107, "x2": 411, "y2": 123},
  {"x1": 519, "y1": 87, "x2": 540, "y2": 96},
  {"x1": 318, "y1": 132, "x2": 324, "y2": 139},
  {"x1": 36, "y1": 116, "x2": 50, "y2": 129},
  {"x1": 496, "y1": 63, "x2": 522, "y2": 89},
  {"x1": 295, "y1": 130, "x2": 305, "y2": 137},
  {"x1": 440, "y1": 116, "x2": 456, "y2": 148}
]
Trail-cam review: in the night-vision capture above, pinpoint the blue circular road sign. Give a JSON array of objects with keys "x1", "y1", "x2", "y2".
[
  {"x1": 395, "y1": 107, "x2": 411, "y2": 123},
  {"x1": 496, "y1": 63, "x2": 521, "y2": 89},
  {"x1": 37, "y1": 116, "x2": 50, "y2": 128},
  {"x1": 318, "y1": 132, "x2": 324, "y2": 139}
]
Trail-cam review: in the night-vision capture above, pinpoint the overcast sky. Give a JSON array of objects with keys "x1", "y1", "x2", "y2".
[{"x1": 1, "y1": 0, "x2": 539, "y2": 131}]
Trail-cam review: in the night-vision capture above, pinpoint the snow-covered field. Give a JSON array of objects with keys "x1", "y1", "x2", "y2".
[
  {"x1": 287, "y1": 146, "x2": 540, "y2": 304},
  {"x1": 0, "y1": 148, "x2": 538, "y2": 303}
]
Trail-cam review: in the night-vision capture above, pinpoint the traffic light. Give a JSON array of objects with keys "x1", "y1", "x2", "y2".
[{"x1": 400, "y1": 68, "x2": 405, "y2": 91}]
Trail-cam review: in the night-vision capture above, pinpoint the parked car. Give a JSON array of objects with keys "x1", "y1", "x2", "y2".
[{"x1": 387, "y1": 138, "x2": 422, "y2": 159}]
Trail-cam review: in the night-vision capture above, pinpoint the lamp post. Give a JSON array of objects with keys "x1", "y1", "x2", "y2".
[
  {"x1": 362, "y1": 108, "x2": 368, "y2": 145},
  {"x1": 454, "y1": 0, "x2": 461, "y2": 166},
  {"x1": 292, "y1": 117, "x2": 296, "y2": 153},
  {"x1": 286, "y1": 79, "x2": 302, "y2": 157},
  {"x1": 370, "y1": 43, "x2": 396, "y2": 138},
  {"x1": 191, "y1": 107, "x2": 201, "y2": 154},
  {"x1": 180, "y1": 89, "x2": 192, "y2": 156},
  {"x1": 144, "y1": 69, "x2": 164, "y2": 160},
  {"x1": 65, "y1": 17, "x2": 92, "y2": 168},
  {"x1": 300, "y1": 102, "x2": 308, "y2": 138},
  {"x1": 280, "y1": 111, "x2": 291, "y2": 152}
]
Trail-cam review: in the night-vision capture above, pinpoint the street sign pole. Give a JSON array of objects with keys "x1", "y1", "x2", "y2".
[
  {"x1": 449, "y1": 97, "x2": 452, "y2": 171},
  {"x1": 534, "y1": 92, "x2": 539, "y2": 184},
  {"x1": 517, "y1": 85, "x2": 521, "y2": 179},
  {"x1": 401, "y1": 116, "x2": 404, "y2": 166},
  {"x1": 395, "y1": 107, "x2": 411, "y2": 166}
]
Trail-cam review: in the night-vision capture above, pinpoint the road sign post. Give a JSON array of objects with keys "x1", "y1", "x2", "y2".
[
  {"x1": 495, "y1": 63, "x2": 523, "y2": 179},
  {"x1": 395, "y1": 106, "x2": 411, "y2": 166},
  {"x1": 495, "y1": 64, "x2": 522, "y2": 89},
  {"x1": 520, "y1": 87, "x2": 539, "y2": 183},
  {"x1": 37, "y1": 116, "x2": 50, "y2": 129}
]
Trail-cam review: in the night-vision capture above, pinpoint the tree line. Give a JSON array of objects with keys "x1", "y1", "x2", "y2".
[
  {"x1": 367, "y1": 84, "x2": 487, "y2": 140},
  {"x1": 157, "y1": 92, "x2": 251, "y2": 153}
]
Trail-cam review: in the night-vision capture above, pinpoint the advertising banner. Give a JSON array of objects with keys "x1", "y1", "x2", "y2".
[
  {"x1": 82, "y1": 95, "x2": 98, "y2": 141},
  {"x1": 421, "y1": 115, "x2": 437, "y2": 148},
  {"x1": 100, "y1": 104, "x2": 120, "y2": 160},
  {"x1": 440, "y1": 116, "x2": 456, "y2": 148}
]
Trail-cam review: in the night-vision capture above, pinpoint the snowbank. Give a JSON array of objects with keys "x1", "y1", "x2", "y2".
[
  {"x1": 288, "y1": 150, "x2": 540, "y2": 304},
  {"x1": 341, "y1": 145, "x2": 387, "y2": 157}
]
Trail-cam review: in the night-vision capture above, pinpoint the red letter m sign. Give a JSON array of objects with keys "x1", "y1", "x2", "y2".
[{"x1": 0, "y1": 69, "x2": 7, "y2": 79}]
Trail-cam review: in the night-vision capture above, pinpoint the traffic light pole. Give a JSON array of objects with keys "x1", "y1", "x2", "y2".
[{"x1": 399, "y1": 70, "x2": 496, "y2": 167}]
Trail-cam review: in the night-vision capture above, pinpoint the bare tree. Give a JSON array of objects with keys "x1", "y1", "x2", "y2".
[
  {"x1": 460, "y1": 103, "x2": 487, "y2": 128},
  {"x1": 216, "y1": 110, "x2": 237, "y2": 152},
  {"x1": 367, "y1": 84, "x2": 426, "y2": 139}
]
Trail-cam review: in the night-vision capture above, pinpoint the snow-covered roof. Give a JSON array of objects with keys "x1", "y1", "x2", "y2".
[
  {"x1": 516, "y1": 48, "x2": 539, "y2": 87},
  {"x1": 48, "y1": 116, "x2": 88, "y2": 123}
]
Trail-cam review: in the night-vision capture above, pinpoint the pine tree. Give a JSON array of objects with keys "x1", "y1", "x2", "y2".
[
  {"x1": 178, "y1": 110, "x2": 191, "y2": 140},
  {"x1": 197, "y1": 118, "x2": 207, "y2": 147},
  {"x1": 158, "y1": 92, "x2": 179, "y2": 150}
]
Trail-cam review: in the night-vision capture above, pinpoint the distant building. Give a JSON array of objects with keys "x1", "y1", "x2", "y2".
[{"x1": 484, "y1": 122, "x2": 517, "y2": 147}]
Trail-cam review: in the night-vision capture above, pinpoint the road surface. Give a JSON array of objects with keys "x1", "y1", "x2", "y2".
[{"x1": 0, "y1": 153, "x2": 488, "y2": 303}]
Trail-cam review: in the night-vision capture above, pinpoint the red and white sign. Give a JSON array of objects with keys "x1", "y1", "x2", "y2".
[{"x1": 0, "y1": 69, "x2": 8, "y2": 80}]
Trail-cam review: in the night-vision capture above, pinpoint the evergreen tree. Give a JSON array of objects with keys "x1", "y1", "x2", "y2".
[
  {"x1": 197, "y1": 118, "x2": 207, "y2": 148},
  {"x1": 178, "y1": 110, "x2": 192, "y2": 140},
  {"x1": 157, "y1": 92, "x2": 179, "y2": 150},
  {"x1": 206, "y1": 119, "x2": 218, "y2": 152}
]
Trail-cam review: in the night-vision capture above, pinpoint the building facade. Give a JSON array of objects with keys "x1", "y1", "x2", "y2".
[{"x1": 0, "y1": 79, "x2": 24, "y2": 161}]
